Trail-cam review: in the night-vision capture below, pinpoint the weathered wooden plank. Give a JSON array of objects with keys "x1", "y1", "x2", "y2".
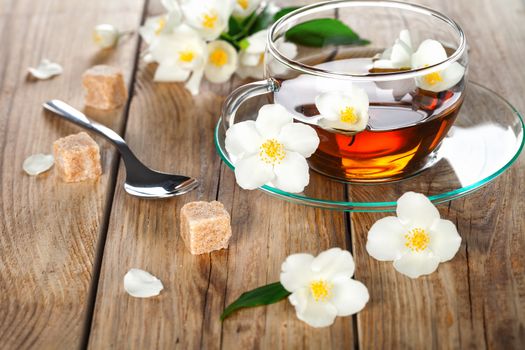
[
  {"x1": 350, "y1": 0, "x2": 525, "y2": 348},
  {"x1": 0, "y1": 0, "x2": 145, "y2": 349}
]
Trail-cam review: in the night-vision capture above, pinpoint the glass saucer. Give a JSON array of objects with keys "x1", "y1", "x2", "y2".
[{"x1": 215, "y1": 82, "x2": 524, "y2": 212}]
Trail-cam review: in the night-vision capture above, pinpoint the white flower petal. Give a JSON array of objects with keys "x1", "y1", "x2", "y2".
[
  {"x1": 123, "y1": 268, "x2": 164, "y2": 298},
  {"x1": 234, "y1": 153, "x2": 274, "y2": 190},
  {"x1": 255, "y1": 104, "x2": 294, "y2": 138},
  {"x1": 280, "y1": 253, "x2": 315, "y2": 292},
  {"x1": 233, "y1": 0, "x2": 262, "y2": 18},
  {"x1": 185, "y1": 67, "x2": 204, "y2": 95},
  {"x1": 311, "y1": 247, "x2": 355, "y2": 279},
  {"x1": 93, "y1": 24, "x2": 119, "y2": 49},
  {"x1": 373, "y1": 29, "x2": 413, "y2": 69},
  {"x1": 139, "y1": 15, "x2": 167, "y2": 45},
  {"x1": 244, "y1": 30, "x2": 267, "y2": 54},
  {"x1": 396, "y1": 192, "x2": 440, "y2": 229},
  {"x1": 28, "y1": 59, "x2": 63, "y2": 80},
  {"x1": 411, "y1": 39, "x2": 448, "y2": 68},
  {"x1": 366, "y1": 216, "x2": 406, "y2": 261},
  {"x1": 181, "y1": 0, "x2": 233, "y2": 41},
  {"x1": 416, "y1": 62, "x2": 466, "y2": 92},
  {"x1": 205, "y1": 40, "x2": 238, "y2": 83},
  {"x1": 288, "y1": 288, "x2": 309, "y2": 315},
  {"x1": 154, "y1": 63, "x2": 190, "y2": 82},
  {"x1": 330, "y1": 278, "x2": 369, "y2": 316},
  {"x1": 393, "y1": 251, "x2": 440, "y2": 279},
  {"x1": 315, "y1": 92, "x2": 345, "y2": 120},
  {"x1": 225, "y1": 120, "x2": 262, "y2": 158},
  {"x1": 23, "y1": 154, "x2": 54, "y2": 175},
  {"x1": 278, "y1": 123, "x2": 319, "y2": 158},
  {"x1": 428, "y1": 219, "x2": 462, "y2": 262},
  {"x1": 272, "y1": 151, "x2": 309, "y2": 193},
  {"x1": 295, "y1": 298, "x2": 338, "y2": 328},
  {"x1": 399, "y1": 29, "x2": 412, "y2": 49}
]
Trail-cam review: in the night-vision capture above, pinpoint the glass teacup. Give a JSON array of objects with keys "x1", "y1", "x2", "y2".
[{"x1": 222, "y1": 0, "x2": 468, "y2": 183}]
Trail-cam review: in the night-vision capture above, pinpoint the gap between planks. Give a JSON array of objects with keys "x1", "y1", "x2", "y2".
[{"x1": 79, "y1": 0, "x2": 151, "y2": 349}]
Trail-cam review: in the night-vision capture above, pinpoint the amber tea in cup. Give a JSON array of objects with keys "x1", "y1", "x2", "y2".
[{"x1": 222, "y1": 0, "x2": 468, "y2": 183}]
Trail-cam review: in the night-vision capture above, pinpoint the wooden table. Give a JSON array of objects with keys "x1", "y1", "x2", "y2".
[{"x1": 1, "y1": 0, "x2": 524, "y2": 348}]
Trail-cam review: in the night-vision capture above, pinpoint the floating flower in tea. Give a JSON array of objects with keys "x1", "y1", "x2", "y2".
[
  {"x1": 315, "y1": 87, "x2": 369, "y2": 132},
  {"x1": 373, "y1": 29, "x2": 413, "y2": 69},
  {"x1": 412, "y1": 39, "x2": 465, "y2": 93}
]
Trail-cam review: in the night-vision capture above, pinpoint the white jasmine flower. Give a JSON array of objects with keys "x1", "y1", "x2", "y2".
[
  {"x1": 373, "y1": 29, "x2": 413, "y2": 69},
  {"x1": 225, "y1": 104, "x2": 319, "y2": 193},
  {"x1": 139, "y1": 1, "x2": 182, "y2": 45},
  {"x1": 124, "y1": 268, "x2": 164, "y2": 298},
  {"x1": 411, "y1": 39, "x2": 465, "y2": 92},
  {"x1": 181, "y1": 0, "x2": 234, "y2": 40},
  {"x1": 149, "y1": 25, "x2": 207, "y2": 95},
  {"x1": 280, "y1": 248, "x2": 369, "y2": 328},
  {"x1": 28, "y1": 59, "x2": 63, "y2": 80},
  {"x1": 92, "y1": 24, "x2": 120, "y2": 49},
  {"x1": 366, "y1": 192, "x2": 462, "y2": 279},
  {"x1": 233, "y1": 0, "x2": 262, "y2": 18},
  {"x1": 205, "y1": 40, "x2": 238, "y2": 83},
  {"x1": 315, "y1": 87, "x2": 369, "y2": 132},
  {"x1": 23, "y1": 154, "x2": 54, "y2": 175},
  {"x1": 237, "y1": 30, "x2": 298, "y2": 79}
]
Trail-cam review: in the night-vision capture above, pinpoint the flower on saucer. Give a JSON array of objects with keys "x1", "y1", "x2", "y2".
[
  {"x1": 315, "y1": 87, "x2": 369, "y2": 132},
  {"x1": 232, "y1": 0, "x2": 262, "y2": 18},
  {"x1": 366, "y1": 192, "x2": 462, "y2": 279},
  {"x1": 28, "y1": 59, "x2": 63, "y2": 80},
  {"x1": 411, "y1": 39, "x2": 465, "y2": 92},
  {"x1": 205, "y1": 40, "x2": 238, "y2": 83},
  {"x1": 225, "y1": 104, "x2": 319, "y2": 193},
  {"x1": 92, "y1": 24, "x2": 120, "y2": 49},
  {"x1": 181, "y1": 0, "x2": 234, "y2": 41},
  {"x1": 149, "y1": 25, "x2": 207, "y2": 95},
  {"x1": 373, "y1": 29, "x2": 413, "y2": 69},
  {"x1": 280, "y1": 248, "x2": 369, "y2": 328},
  {"x1": 139, "y1": 0, "x2": 182, "y2": 45}
]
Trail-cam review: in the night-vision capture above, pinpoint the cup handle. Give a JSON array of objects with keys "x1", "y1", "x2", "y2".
[{"x1": 222, "y1": 78, "x2": 280, "y2": 129}]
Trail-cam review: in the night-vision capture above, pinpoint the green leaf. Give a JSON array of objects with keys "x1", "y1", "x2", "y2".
[
  {"x1": 221, "y1": 282, "x2": 291, "y2": 321},
  {"x1": 273, "y1": 7, "x2": 300, "y2": 22},
  {"x1": 285, "y1": 18, "x2": 370, "y2": 47},
  {"x1": 227, "y1": 16, "x2": 243, "y2": 37}
]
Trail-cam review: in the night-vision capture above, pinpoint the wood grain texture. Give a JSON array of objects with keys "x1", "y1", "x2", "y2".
[
  {"x1": 0, "y1": 0, "x2": 145, "y2": 349},
  {"x1": 350, "y1": 0, "x2": 525, "y2": 349}
]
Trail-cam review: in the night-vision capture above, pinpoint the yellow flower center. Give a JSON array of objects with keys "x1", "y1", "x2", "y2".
[
  {"x1": 202, "y1": 12, "x2": 218, "y2": 29},
  {"x1": 259, "y1": 139, "x2": 286, "y2": 165},
  {"x1": 258, "y1": 53, "x2": 265, "y2": 65},
  {"x1": 178, "y1": 50, "x2": 195, "y2": 63},
  {"x1": 209, "y1": 49, "x2": 228, "y2": 67},
  {"x1": 423, "y1": 71, "x2": 443, "y2": 86},
  {"x1": 237, "y1": 0, "x2": 249, "y2": 10},
  {"x1": 310, "y1": 280, "x2": 333, "y2": 302},
  {"x1": 339, "y1": 106, "x2": 359, "y2": 124},
  {"x1": 92, "y1": 32, "x2": 102, "y2": 44},
  {"x1": 155, "y1": 17, "x2": 166, "y2": 35},
  {"x1": 404, "y1": 228, "x2": 430, "y2": 252}
]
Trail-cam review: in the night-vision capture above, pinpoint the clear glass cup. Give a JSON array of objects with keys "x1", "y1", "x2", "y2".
[{"x1": 222, "y1": 0, "x2": 469, "y2": 183}]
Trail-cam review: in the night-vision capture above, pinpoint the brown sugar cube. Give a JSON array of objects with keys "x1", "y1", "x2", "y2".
[
  {"x1": 82, "y1": 65, "x2": 127, "y2": 110},
  {"x1": 53, "y1": 132, "x2": 102, "y2": 182},
  {"x1": 180, "y1": 201, "x2": 232, "y2": 255}
]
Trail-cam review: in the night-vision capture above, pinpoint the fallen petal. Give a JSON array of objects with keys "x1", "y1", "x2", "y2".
[
  {"x1": 23, "y1": 154, "x2": 54, "y2": 175},
  {"x1": 28, "y1": 59, "x2": 63, "y2": 80},
  {"x1": 124, "y1": 268, "x2": 164, "y2": 298}
]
